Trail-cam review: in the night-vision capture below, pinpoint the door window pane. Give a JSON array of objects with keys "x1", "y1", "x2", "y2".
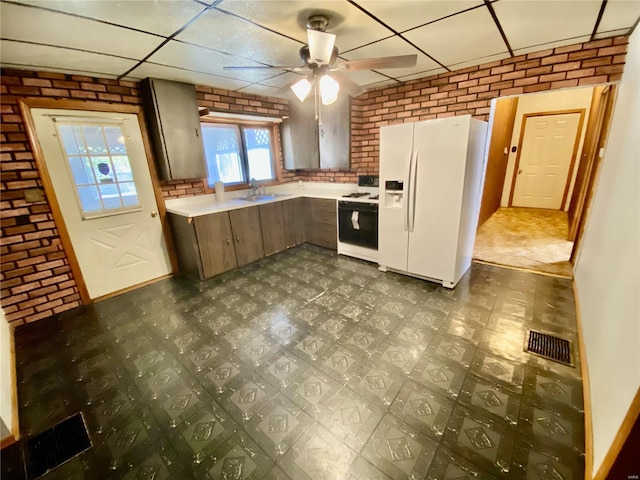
[{"x1": 56, "y1": 123, "x2": 141, "y2": 218}]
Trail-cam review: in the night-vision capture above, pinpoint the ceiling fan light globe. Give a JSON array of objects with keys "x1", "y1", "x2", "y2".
[
  {"x1": 307, "y1": 30, "x2": 336, "y2": 65},
  {"x1": 320, "y1": 75, "x2": 339, "y2": 105},
  {"x1": 291, "y1": 78, "x2": 312, "y2": 102}
]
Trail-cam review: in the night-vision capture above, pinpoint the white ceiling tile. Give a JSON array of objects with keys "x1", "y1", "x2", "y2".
[
  {"x1": 395, "y1": 67, "x2": 447, "y2": 83},
  {"x1": 354, "y1": 0, "x2": 484, "y2": 32},
  {"x1": 594, "y1": 28, "x2": 632, "y2": 40},
  {"x1": 127, "y1": 62, "x2": 251, "y2": 92},
  {"x1": 598, "y1": 0, "x2": 640, "y2": 33},
  {"x1": 0, "y1": 2, "x2": 162, "y2": 59},
  {"x1": 258, "y1": 72, "x2": 305, "y2": 88},
  {"x1": 176, "y1": 9, "x2": 305, "y2": 67},
  {"x1": 0, "y1": 40, "x2": 138, "y2": 76},
  {"x1": 338, "y1": 69, "x2": 391, "y2": 86},
  {"x1": 236, "y1": 83, "x2": 281, "y2": 97},
  {"x1": 340, "y1": 36, "x2": 442, "y2": 78},
  {"x1": 148, "y1": 40, "x2": 277, "y2": 83},
  {"x1": 493, "y1": 0, "x2": 601, "y2": 50},
  {"x1": 512, "y1": 36, "x2": 591, "y2": 56},
  {"x1": 217, "y1": 0, "x2": 393, "y2": 52},
  {"x1": 12, "y1": 0, "x2": 206, "y2": 36},
  {"x1": 363, "y1": 78, "x2": 402, "y2": 90},
  {"x1": 404, "y1": 6, "x2": 507, "y2": 67},
  {"x1": 448, "y1": 51, "x2": 511, "y2": 71}
]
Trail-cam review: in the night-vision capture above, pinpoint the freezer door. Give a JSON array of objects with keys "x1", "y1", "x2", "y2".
[
  {"x1": 407, "y1": 116, "x2": 470, "y2": 283},
  {"x1": 378, "y1": 122, "x2": 414, "y2": 271}
]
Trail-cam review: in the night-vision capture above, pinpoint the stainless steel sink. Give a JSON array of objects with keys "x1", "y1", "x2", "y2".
[{"x1": 237, "y1": 193, "x2": 291, "y2": 202}]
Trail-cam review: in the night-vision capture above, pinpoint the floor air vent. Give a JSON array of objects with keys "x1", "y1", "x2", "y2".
[
  {"x1": 25, "y1": 412, "x2": 91, "y2": 479},
  {"x1": 525, "y1": 330, "x2": 573, "y2": 366}
]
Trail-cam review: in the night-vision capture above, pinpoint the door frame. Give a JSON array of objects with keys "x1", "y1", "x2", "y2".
[
  {"x1": 508, "y1": 108, "x2": 586, "y2": 209},
  {"x1": 19, "y1": 98, "x2": 177, "y2": 305}
]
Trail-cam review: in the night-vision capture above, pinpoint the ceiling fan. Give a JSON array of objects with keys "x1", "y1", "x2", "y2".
[{"x1": 223, "y1": 14, "x2": 417, "y2": 106}]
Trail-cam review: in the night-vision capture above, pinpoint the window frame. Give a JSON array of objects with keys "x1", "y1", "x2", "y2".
[{"x1": 200, "y1": 117, "x2": 282, "y2": 193}]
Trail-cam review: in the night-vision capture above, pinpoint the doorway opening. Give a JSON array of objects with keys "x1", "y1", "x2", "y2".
[{"x1": 474, "y1": 84, "x2": 617, "y2": 277}]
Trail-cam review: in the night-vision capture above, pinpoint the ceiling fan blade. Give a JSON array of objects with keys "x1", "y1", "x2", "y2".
[
  {"x1": 307, "y1": 29, "x2": 336, "y2": 65},
  {"x1": 223, "y1": 65, "x2": 308, "y2": 72},
  {"x1": 330, "y1": 72, "x2": 366, "y2": 97},
  {"x1": 334, "y1": 54, "x2": 418, "y2": 71}
]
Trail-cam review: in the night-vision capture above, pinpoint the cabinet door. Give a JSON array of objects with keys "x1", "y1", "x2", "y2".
[
  {"x1": 281, "y1": 97, "x2": 319, "y2": 169},
  {"x1": 194, "y1": 212, "x2": 237, "y2": 278},
  {"x1": 259, "y1": 202, "x2": 287, "y2": 256},
  {"x1": 142, "y1": 78, "x2": 207, "y2": 180},
  {"x1": 283, "y1": 198, "x2": 308, "y2": 247},
  {"x1": 319, "y1": 94, "x2": 350, "y2": 169},
  {"x1": 308, "y1": 198, "x2": 337, "y2": 250},
  {"x1": 229, "y1": 206, "x2": 265, "y2": 266},
  {"x1": 168, "y1": 214, "x2": 204, "y2": 280}
]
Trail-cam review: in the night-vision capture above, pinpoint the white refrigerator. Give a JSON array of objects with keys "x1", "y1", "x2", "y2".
[{"x1": 378, "y1": 115, "x2": 488, "y2": 288}]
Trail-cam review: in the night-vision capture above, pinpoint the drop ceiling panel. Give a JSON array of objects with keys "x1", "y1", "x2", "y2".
[
  {"x1": 236, "y1": 83, "x2": 280, "y2": 97},
  {"x1": 338, "y1": 69, "x2": 392, "y2": 87},
  {"x1": 594, "y1": 28, "x2": 631, "y2": 40},
  {"x1": 512, "y1": 36, "x2": 592, "y2": 56},
  {"x1": 0, "y1": 2, "x2": 162, "y2": 59},
  {"x1": 258, "y1": 72, "x2": 304, "y2": 88},
  {"x1": 217, "y1": 0, "x2": 393, "y2": 52},
  {"x1": 126, "y1": 62, "x2": 251, "y2": 92},
  {"x1": 12, "y1": 0, "x2": 206, "y2": 36},
  {"x1": 148, "y1": 40, "x2": 276, "y2": 83},
  {"x1": 404, "y1": 7, "x2": 507, "y2": 67},
  {"x1": 493, "y1": 0, "x2": 602, "y2": 50},
  {"x1": 597, "y1": 0, "x2": 640, "y2": 33},
  {"x1": 447, "y1": 51, "x2": 511, "y2": 71},
  {"x1": 352, "y1": 0, "x2": 484, "y2": 33},
  {"x1": 341, "y1": 36, "x2": 443, "y2": 79},
  {"x1": 0, "y1": 40, "x2": 138, "y2": 76},
  {"x1": 175, "y1": 9, "x2": 304, "y2": 67}
]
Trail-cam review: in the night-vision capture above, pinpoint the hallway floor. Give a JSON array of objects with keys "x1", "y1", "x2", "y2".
[
  {"x1": 8, "y1": 245, "x2": 584, "y2": 479},
  {"x1": 473, "y1": 208, "x2": 574, "y2": 277}
]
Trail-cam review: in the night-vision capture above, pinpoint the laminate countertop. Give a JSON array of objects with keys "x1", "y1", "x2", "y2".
[{"x1": 165, "y1": 182, "x2": 366, "y2": 218}]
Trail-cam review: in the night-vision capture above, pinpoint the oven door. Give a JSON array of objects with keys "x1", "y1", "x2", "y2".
[{"x1": 338, "y1": 201, "x2": 378, "y2": 249}]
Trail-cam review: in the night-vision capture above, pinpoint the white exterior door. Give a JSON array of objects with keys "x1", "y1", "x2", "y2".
[
  {"x1": 31, "y1": 109, "x2": 172, "y2": 299},
  {"x1": 512, "y1": 113, "x2": 581, "y2": 209}
]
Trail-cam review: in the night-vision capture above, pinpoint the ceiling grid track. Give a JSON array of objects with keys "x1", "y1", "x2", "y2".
[
  {"x1": 591, "y1": 0, "x2": 608, "y2": 41},
  {"x1": 483, "y1": 0, "x2": 514, "y2": 57}
]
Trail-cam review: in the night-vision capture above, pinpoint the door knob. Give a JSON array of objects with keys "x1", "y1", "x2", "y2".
[{"x1": 151, "y1": 211, "x2": 158, "y2": 217}]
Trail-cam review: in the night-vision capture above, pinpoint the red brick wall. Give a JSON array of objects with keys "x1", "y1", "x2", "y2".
[
  {"x1": 0, "y1": 35, "x2": 628, "y2": 325},
  {"x1": 348, "y1": 36, "x2": 627, "y2": 177}
]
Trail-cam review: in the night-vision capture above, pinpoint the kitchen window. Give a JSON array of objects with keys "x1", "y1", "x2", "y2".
[{"x1": 200, "y1": 121, "x2": 279, "y2": 189}]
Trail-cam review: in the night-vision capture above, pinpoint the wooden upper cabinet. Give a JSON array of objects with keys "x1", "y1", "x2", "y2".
[
  {"x1": 229, "y1": 206, "x2": 264, "y2": 267},
  {"x1": 282, "y1": 94, "x2": 350, "y2": 170},
  {"x1": 193, "y1": 212, "x2": 237, "y2": 278},
  {"x1": 141, "y1": 78, "x2": 207, "y2": 181},
  {"x1": 259, "y1": 202, "x2": 287, "y2": 256}
]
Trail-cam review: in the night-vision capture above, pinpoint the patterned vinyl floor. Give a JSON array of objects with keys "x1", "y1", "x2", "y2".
[{"x1": 10, "y1": 244, "x2": 584, "y2": 479}]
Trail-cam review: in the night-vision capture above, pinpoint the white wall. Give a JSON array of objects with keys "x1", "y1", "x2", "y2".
[
  {"x1": 501, "y1": 86, "x2": 594, "y2": 208},
  {"x1": 0, "y1": 308, "x2": 15, "y2": 439},
  {"x1": 574, "y1": 28, "x2": 640, "y2": 476}
]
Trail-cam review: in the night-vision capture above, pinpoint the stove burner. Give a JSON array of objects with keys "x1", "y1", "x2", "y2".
[{"x1": 342, "y1": 192, "x2": 370, "y2": 198}]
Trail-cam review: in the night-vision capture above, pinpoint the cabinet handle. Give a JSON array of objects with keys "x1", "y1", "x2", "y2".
[
  {"x1": 226, "y1": 239, "x2": 230, "y2": 245},
  {"x1": 236, "y1": 235, "x2": 240, "y2": 242},
  {"x1": 195, "y1": 128, "x2": 199, "y2": 137}
]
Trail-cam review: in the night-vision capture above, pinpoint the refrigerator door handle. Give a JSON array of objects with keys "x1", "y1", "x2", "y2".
[
  {"x1": 403, "y1": 150, "x2": 414, "y2": 232},
  {"x1": 408, "y1": 150, "x2": 418, "y2": 232}
]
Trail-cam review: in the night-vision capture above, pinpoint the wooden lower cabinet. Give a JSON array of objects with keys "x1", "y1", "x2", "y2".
[
  {"x1": 282, "y1": 198, "x2": 307, "y2": 247},
  {"x1": 229, "y1": 206, "x2": 264, "y2": 266},
  {"x1": 307, "y1": 198, "x2": 337, "y2": 250},
  {"x1": 170, "y1": 197, "x2": 338, "y2": 280},
  {"x1": 259, "y1": 202, "x2": 287, "y2": 255}
]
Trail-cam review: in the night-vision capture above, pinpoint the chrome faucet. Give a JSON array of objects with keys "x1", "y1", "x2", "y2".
[{"x1": 250, "y1": 178, "x2": 258, "y2": 196}]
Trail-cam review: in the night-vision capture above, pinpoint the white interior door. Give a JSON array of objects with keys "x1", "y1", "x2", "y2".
[
  {"x1": 512, "y1": 113, "x2": 581, "y2": 209},
  {"x1": 31, "y1": 108, "x2": 172, "y2": 299}
]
